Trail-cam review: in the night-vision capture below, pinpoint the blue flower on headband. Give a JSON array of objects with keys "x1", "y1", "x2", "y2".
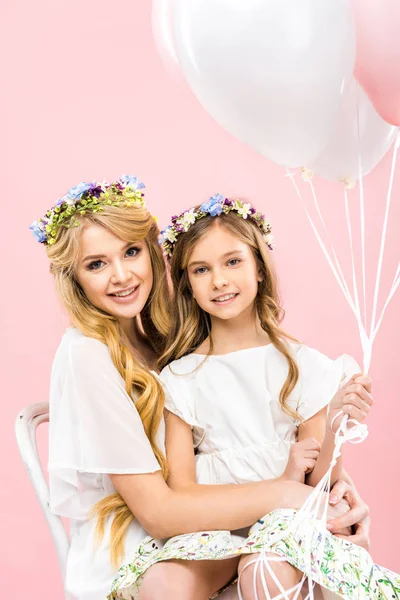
[
  {"x1": 29, "y1": 220, "x2": 47, "y2": 243},
  {"x1": 65, "y1": 181, "x2": 94, "y2": 202},
  {"x1": 119, "y1": 174, "x2": 145, "y2": 189},
  {"x1": 201, "y1": 193, "x2": 224, "y2": 217}
]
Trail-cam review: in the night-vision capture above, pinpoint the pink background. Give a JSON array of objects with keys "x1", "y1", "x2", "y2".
[{"x1": 2, "y1": 2, "x2": 399, "y2": 598}]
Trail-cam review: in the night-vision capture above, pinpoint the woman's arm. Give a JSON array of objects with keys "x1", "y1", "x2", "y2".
[
  {"x1": 111, "y1": 471, "x2": 311, "y2": 539},
  {"x1": 110, "y1": 411, "x2": 312, "y2": 539}
]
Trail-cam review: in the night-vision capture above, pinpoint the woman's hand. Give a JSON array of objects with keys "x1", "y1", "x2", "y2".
[
  {"x1": 281, "y1": 438, "x2": 320, "y2": 483},
  {"x1": 326, "y1": 479, "x2": 371, "y2": 550},
  {"x1": 329, "y1": 374, "x2": 373, "y2": 433},
  {"x1": 326, "y1": 499, "x2": 352, "y2": 536}
]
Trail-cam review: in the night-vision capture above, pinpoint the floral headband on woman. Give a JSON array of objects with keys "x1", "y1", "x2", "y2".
[
  {"x1": 159, "y1": 193, "x2": 274, "y2": 258},
  {"x1": 29, "y1": 175, "x2": 146, "y2": 245}
]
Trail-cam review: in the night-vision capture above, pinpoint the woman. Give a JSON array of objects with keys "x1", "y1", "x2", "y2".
[{"x1": 30, "y1": 175, "x2": 369, "y2": 600}]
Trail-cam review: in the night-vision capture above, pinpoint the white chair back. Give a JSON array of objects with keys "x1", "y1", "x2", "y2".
[
  {"x1": 15, "y1": 403, "x2": 240, "y2": 600},
  {"x1": 15, "y1": 403, "x2": 71, "y2": 600}
]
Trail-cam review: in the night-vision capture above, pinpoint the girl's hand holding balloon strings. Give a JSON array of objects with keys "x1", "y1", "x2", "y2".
[{"x1": 329, "y1": 374, "x2": 373, "y2": 433}]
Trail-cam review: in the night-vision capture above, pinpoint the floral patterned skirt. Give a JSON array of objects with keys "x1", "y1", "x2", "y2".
[{"x1": 109, "y1": 509, "x2": 400, "y2": 600}]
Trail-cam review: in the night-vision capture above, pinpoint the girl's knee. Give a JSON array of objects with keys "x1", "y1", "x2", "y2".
[{"x1": 238, "y1": 553, "x2": 302, "y2": 600}]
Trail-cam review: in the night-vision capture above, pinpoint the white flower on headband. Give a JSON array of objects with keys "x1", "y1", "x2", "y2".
[
  {"x1": 162, "y1": 225, "x2": 178, "y2": 243},
  {"x1": 234, "y1": 200, "x2": 252, "y2": 219},
  {"x1": 178, "y1": 208, "x2": 197, "y2": 232}
]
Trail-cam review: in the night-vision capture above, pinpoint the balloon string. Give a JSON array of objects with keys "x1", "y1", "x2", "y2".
[
  {"x1": 285, "y1": 169, "x2": 366, "y2": 338},
  {"x1": 344, "y1": 188, "x2": 362, "y2": 323},
  {"x1": 307, "y1": 178, "x2": 371, "y2": 371},
  {"x1": 286, "y1": 161, "x2": 400, "y2": 375},
  {"x1": 308, "y1": 179, "x2": 353, "y2": 302},
  {"x1": 356, "y1": 84, "x2": 368, "y2": 330},
  {"x1": 287, "y1": 169, "x2": 373, "y2": 370},
  {"x1": 370, "y1": 133, "x2": 400, "y2": 336}
]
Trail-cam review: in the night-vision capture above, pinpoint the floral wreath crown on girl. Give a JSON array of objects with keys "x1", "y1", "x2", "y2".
[
  {"x1": 159, "y1": 193, "x2": 274, "y2": 257},
  {"x1": 29, "y1": 175, "x2": 146, "y2": 246}
]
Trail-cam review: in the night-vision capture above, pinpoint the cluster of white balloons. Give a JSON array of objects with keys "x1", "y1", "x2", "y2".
[{"x1": 153, "y1": 0, "x2": 398, "y2": 184}]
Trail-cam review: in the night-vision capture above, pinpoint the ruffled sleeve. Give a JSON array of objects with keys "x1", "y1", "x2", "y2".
[
  {"x1": 295, "y1": 345, "x2": 361, "y2": 423},
  {"x1": 48, "y1": 329, "x2": 162, "y2": 516},
  {"x1": 159, "y1": 361, "x2": 205, "y2": 448}
]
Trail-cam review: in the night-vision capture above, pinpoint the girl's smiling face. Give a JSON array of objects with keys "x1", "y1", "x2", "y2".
[
  {"x1": 75, "y1": 222, "x2": 153, "y2": 327},
  {"x1": 187, "y1": 224, "x2": 262, "y2": 322}
]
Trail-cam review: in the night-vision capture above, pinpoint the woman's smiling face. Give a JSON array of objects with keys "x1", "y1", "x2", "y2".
[{"x1": 75, "y1": 222, "x2": 153, "y2": 326}]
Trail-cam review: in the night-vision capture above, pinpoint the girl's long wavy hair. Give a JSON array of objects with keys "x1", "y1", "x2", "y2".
[
  {"x1": 46, "y1": 200, "x2": 171, "y2": 566},
  {"x1": 159, "y1": 210, "x2": 300, "y2": 419}
]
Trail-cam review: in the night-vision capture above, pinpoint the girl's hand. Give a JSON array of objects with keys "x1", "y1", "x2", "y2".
[
  {"x1": 282, "y1": 438, "x2": 320, "y2": 483},
  {"x1": 329, "y1": 374, "x2": 373, "y2": 433}
]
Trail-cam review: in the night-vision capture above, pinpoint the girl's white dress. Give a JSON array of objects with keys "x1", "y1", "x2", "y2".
[
  {"x1": 111, "y1": 343, "x2": 400, "y2": 599},
  {"x1": 48, "y1": 328, "x2": 165, "y2": 600},
  {"x1": 159, "y1": 343, "x2": 358, "y2": 487}
]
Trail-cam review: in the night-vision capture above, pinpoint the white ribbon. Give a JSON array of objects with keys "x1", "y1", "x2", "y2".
[{"x1": 285, "y1": 130, "x2": 400, "y2": 375}]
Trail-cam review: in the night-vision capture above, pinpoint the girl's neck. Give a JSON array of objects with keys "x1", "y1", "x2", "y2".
[{"x1": 197, "y1": 310, "x2": 271, "y2": 356}]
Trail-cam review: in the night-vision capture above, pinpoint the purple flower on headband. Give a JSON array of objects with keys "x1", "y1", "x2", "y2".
[
  {"x1": 88, "y1": 184, "x2": 104, "y2": 198},
  {"x1": 118, "y1": 174, "x2": 145, "y2": 189},
  {"x1": 29, "y1": 221, "x2": 47, "y2": 243}
]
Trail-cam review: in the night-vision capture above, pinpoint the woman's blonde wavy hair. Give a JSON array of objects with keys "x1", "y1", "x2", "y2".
[
  {"x1": 159, "y1": 210, "x2": 300, "y2": 419},
  {"x1": 46, "y1": 199, "x2": 171, "y2": 566}
]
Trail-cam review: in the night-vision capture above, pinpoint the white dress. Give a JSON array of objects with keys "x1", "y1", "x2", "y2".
[
  {"x1": 159, "y1": 343, "x2": 360, "y2": 486},
  {"x1": 48, "y1": 328, "x2": 165, "y2": 600},
  {"x1": 111, "y1": 342, "x2": 400, "y2": 600}
]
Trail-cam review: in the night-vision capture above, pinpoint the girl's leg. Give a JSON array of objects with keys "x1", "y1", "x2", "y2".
[
  {"x1": 238, "y1": 553, "x2": 303, "y2": 600},
  {"x1": 139, "y1": 556, "x2": 240, "y2": 600}
]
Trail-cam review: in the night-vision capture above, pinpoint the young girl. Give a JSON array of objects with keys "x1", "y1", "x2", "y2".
[
  {"x1": 110, "y1": 194, "x2": 400, "y2": 599},
  {"x1": 31, "y1": 177, "x2": 356, "y2": 600}
]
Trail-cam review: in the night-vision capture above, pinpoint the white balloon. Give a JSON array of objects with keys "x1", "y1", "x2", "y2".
[
  {"x1": 152, "y1": 0, "x2": 181, "y2": 79},
  {"x1": 173, "y1": 0, "x2": 356, "y2": 168},
  {"x1": 310, "y1": 80, "x2": 398, "y2": 184}
]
